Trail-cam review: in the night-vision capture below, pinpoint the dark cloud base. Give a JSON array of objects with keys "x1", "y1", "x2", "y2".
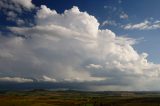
[{"x1": 0, "y1": 82, "x2": 91, "y2": 91}]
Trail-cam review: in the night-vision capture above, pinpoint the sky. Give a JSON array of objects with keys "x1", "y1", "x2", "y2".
[{"x1": 0, "y1": 0, "x2": 160, "y2": 91}]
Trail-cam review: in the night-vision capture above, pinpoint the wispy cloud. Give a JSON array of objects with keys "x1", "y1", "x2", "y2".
[
  {"x1": 104, "y1": 5, "x2": 117, "y2": 11},
  {"x1": 86, "y1": 64, "x2": 103, "y2": 69},
  {"x1": 118, "y1": 0, "x2": 122, "y2": 4},
  {"x1": 0, "y1": 77, "x2": 33, "y2": 83},
  {"x1": 42, "y1": 75, "x2": 57, "y2": 82},
  {"x1": 101, "y1": 20, "x2": 117, "y2": 26},
  {"x1": 120, "y1": 12, "x2": 128, "y2": 19},
  {"x1": 122, "y1": 20, "x2": 160, "y2": 30}
]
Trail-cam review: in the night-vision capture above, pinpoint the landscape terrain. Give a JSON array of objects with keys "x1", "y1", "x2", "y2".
[{"x1": 1, "y1": 90, "x2": 160, "y2": 106}]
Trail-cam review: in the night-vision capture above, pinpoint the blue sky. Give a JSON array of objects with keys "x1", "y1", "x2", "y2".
[{"x1": 0, "y1": 0, "x2": 160, "y2": 91}]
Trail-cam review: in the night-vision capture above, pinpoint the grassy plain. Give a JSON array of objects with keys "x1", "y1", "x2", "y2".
[{"x1": 1, "y1": 90, "x2": 160, "y2": 106}]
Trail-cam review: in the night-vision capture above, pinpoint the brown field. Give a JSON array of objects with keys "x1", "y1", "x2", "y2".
[{"x1": 1, "y1": 90, "x2": 160, "y2": 106}]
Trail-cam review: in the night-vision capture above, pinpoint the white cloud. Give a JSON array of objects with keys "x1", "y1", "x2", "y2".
[
  {"x1": 86, "y1": 64, "x2": 103, "y2": 69},
  {"x1": 42, "y1": 75, "x2": 57, "y2": 82},
  {"x1": 122, "y1": 20, "x2": 160, "y2": 30},
  {"x1": 64, "y1": 77, "x2": 105, "y2": 83},
  {"x1": 36, "y1": 5, "x2": 99, "y2": 38},
  {"x1": 16, "y1": 19, "x2": 25, "y2": 25},
  {"x1": 102, "y1": 20, "x2": 117, "y2": 26},
  {"x1": 120, "y1": 12, "x2": 128, "y2": 19},
  {"x1": 0, "y1": 77, "x2": 33, "y2": 83},
  {"x1": 0, "y1": 0, "x2": 35, "y2": 11},
  {"x1": 6, "y1": 11, "x2": 18, "y2": 22},
  {"x1": 1, "y1": 6, "x2": 160, "y2": 90},
  {"x1": 0, "y1": 0, "x2": 34, "y2": 26},
  {"x1": 7, "y1": 11, "x2": 17, "y2": 18},
  {"x1": 12, "y1": 0, "x2": 35, "y2": 10}
]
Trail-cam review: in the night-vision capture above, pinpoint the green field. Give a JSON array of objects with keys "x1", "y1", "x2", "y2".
[{"x1": 1, "y1": 90, "x2": 160, "y2": 106}]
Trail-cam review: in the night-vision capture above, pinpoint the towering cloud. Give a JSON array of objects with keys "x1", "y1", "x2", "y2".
[{"x1": 0, "y1": 5, "x2": 160, "y2": 90}]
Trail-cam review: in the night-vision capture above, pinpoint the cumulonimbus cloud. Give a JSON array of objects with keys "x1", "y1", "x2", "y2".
[{"x1": 0, "y1": 5, "x2": 160, "y2": 90}]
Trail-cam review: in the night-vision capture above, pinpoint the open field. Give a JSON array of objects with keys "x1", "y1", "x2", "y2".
[{"x1": 1, "y1": 90, "x2": 160, "y2": 106}]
